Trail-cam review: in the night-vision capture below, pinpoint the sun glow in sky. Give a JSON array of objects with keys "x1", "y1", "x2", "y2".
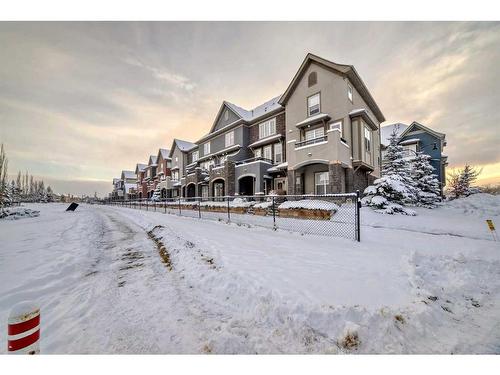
[{"x1": 1, "y1": 22, "x2": 499, "y2": 196}]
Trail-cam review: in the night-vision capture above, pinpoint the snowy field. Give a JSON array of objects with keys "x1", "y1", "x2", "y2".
[{"x1": 1, "y1": 195, "x2": 499, "y2": 354}]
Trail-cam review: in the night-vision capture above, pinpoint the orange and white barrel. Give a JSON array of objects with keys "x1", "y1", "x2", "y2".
[{"x1": 7, "y1": 302, "x2": 40, "y2": 354}]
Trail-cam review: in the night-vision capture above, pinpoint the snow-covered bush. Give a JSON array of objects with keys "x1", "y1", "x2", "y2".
[
  {"x1": 278, "y1": 199, "x2": 339, "y2": 212},
  {"x1": 151, "y1": 184, "x2": 161, "y2": 201}
]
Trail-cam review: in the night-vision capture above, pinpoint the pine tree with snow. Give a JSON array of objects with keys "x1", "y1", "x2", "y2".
[
  {"x1": 362, "y1": 127, "x2": 417, "y2": 215},
  {"x1": 151, "y1": 184, "x2": 162, "y2": 201},
  {"x1": 412, "y1": 152, "x2": 441, "y2": 207},
  {"x1": 46, "y1": 186, "x2": 54, "y2": 202},
  {"x1": 0, "y1": 143, "x2": 8, "y2": 213}
]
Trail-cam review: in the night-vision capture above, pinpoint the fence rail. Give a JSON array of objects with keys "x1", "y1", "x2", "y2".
[{"x1": 103, "y1": 192, "x2": 361, "y2": 241}]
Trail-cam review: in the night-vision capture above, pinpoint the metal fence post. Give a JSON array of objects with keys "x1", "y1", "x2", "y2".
[
  {"x1": 178, "y1": 196, "x2": 182, "y2": 216},
  {"x1": 272, "y1": 196, "x2": 277, "y2": 230},
  {"x1": 154, "y1": 201, "x2": 156, "y2": 211},
  {"x1": 356, "y1": 190, "x2": 361, "y2": 242},
  {"x1": 227, "y1": 197, "x2": 230, "y2": 222},
  {"x1": 198, "y1": 197, "x2": 201, "y2": 219},
  {"x1": 164, "y1": 198, "x2": 167, "y2": 214}
]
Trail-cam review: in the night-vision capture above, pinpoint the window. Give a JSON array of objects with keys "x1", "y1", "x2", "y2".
[
  {"x1": 307, "y1": 93, "x2": 320, "y2": 116},
  {"x1": 263, "y1": 145, "x2": 272, "y2": 161},
  {"x1": 315, "y1": 172, "x2": 329, "y2": 195},
  {"x1": 172, "y1": 170, "x2": 179, "y2": 181},
  {"x1": 175, "y1": 156, "x2": 178, "y2": 162},
  {"x1": 347, "y1": 84, "x2": 353, "y2": 103},
  {"x1": 219, "y1": 155, "x2": 227, "y2": 165},
  {"x1": 258, "y1": 118, "x2": 276, "y2": 139},
  {"x1": 203, "y1": 142, "x2": 210, "y2": 155},
  {"x1": 192, "y1": 151, "x2": 199, "y2": 162},
  {"x1": 305, "y1": 127, "x2": 325, "y2": 141},
  {"x1": 201, "y1": 185, "x2": 209, "y2": 198},
  {"x1": 329, "y1": 121, "x2": 343, "y2": 133},
  {"x1": 254, "y1": 148, "x2": 262, "y2": 158},
  {"x1": 308, "y1": 72, "x2": 317, "y2": 87},
  {"x1": 274, "y1": 143, "x2": 282, "y2": 164},
  {"x1": 224, "y1": 109, "x2": 229, "y2": 121},
  {"x1": 225, "y1": 131, "x2": 234, "y2": 147},
  {"x1": 364, "y1": 127, "x2": 371, "y2": 152}
]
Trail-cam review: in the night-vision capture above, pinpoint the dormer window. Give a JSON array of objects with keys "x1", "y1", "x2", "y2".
[
  {"x1": 308, "y1": 72, "x2": 317, "y2": 87},
  {"x1": 307, "y1": 93, "x2": 320, "y2": 117}
]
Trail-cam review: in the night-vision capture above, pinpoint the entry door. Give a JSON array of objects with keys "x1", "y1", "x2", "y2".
[
  {"x1": 214, "y1": 182, "x2": 224, "y2": 198},
  {"x1": 274, "y1": 177, "x2": 287, "y2": 193}
]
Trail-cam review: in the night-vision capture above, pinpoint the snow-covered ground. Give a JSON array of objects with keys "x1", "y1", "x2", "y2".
[{"x1": 1, "y1": 196, "x2": 499, "y2": 354}]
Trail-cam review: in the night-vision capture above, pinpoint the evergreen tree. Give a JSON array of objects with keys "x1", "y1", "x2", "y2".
[
  {"x1": 151, "y1": 184, "x2": 162, "y2": 201},
  {"x1": 16, "y1": 171, "x2": 22, "y2": 200},
  {"x1": 362, "y1": 127, "x2": 417, "y2": 215},
  {"x1": 447, "y1": 164, "x2": 482, "y2": 199},
  {"x1": 46, "y1": 186, "x2": 54, "y2": 202},
  {"x1": 0, "y1": 144, "x2": 8, "y2": 211},
  {"x1": 412, "y1": 152, "x2": 441, "y2": 207}
]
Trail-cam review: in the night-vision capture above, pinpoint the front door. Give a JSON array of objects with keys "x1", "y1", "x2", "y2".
[
  {"x1": 214, "y1": 182, "x2": 224, "y2": 198},
  {"x1": 274, "y1": 177, "x2": 287, "y2": 193}
]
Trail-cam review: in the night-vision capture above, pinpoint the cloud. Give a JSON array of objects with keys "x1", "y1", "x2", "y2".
[{"x1": 124, "y1": 57, "x2": 195, "y2": 91}]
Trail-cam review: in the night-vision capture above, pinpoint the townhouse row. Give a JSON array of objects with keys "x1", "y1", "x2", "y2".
[{"x1": 111, "y1": 53, "x2": 387, "y2": 200}]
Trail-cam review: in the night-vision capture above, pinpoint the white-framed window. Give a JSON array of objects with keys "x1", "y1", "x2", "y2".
[
  {"x1": 263, "y1": 145, "x2": 272, "y2": 161},
  {"x1": 203, "y1": 142, "x2": 210, "y2": 155},
  {"x1": 305, "y1": 127, "x2": 325, "y2": 141},
  {"x1": 172, "y1": 170, "x2": 179, "y2": 181},
  {"x1": 364, "y1": 126, "x2": 371, "y2": 152},
  {"x1": 274, "y1": 142, "x2": 282, "y2": 164},
  {"x1": 254, "y1": 148, "x2": 262, "y2": 158},
  {"x1": 258, "y1": 118, "x2": 276, "y2": 139},
  {"x1": 225, "y1": 131, "x2": 234, "y2": 147},
  {"x1": 175, "y1": 156, "x2": 178, "y2": 162},
  {"x1": 315, "y1": 171, "x2": 329, "y2": 195},
  {"x1": 192, "y1": 150, "x2": 199, "y2": 162},
  {"x1": 224, "y1": 109, "x2": 229, "y2": 121},
  {"x1": 347, "y1": 84, "x2": 353, "y2": 103},
  {"x1": 307, "y1": 93, "x2": 320, "y2": 116},
  {"x1": 329, "y1": 121, "x2": 343, "y2": 134},
  {"x1": 201, "y1": 185, "x2": 209, "y2": 198}
]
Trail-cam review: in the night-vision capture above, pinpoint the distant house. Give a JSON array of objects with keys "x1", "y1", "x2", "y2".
[
  {"x1": 144, "y1": 155, "x2": 158, "y2": 198},
  {"x1": 380, "y1": 121, "x2": 448, "y2": 194},
  {"x1": 120, "y1": 170, "x2": 137, "y2": 200},
  {"x1": 155, "y1": 148, "x2": 172, "y2": 198},
  {"x1": 135, "y1": 163, "x2": 147, "y2": 199}
]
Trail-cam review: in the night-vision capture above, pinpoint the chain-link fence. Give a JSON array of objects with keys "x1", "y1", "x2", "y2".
[{"x1": 104, "y1": 192, "x2": 361, "y2": 241}]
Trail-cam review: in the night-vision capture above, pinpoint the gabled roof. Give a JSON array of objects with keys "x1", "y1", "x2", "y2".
[
  {"x1": 400, "y1": 121, "x2": 446, "y2": 140},
  {"x1": 121, "y1": 170, "x2": 136, "y2": 179},
  {"x1": 278, "y1": 53, "x2": 385, "y2": 122},
  {"x1": 380, "y1": 123, "x2": 409, "y2": 146},
  {"x1": 157, "y1": 148, "x2": 171, "y2": 160},
  {"x1": 168, "y1": 138, "x2": 197, "y2": 158},
  {"x1": 203, "y1": 96, "x2": 283, "y2": 139},
  {"x1": 147, "y1": 155, "x2": 157, "y2": 166},
  {"x1": 135, "y1": 163, "x2": 147, "y2": 174}
]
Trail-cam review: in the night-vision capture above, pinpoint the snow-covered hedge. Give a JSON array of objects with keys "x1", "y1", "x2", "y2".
[{"x1": 278, "y1": 199, "x2": 339, "y2": 212}]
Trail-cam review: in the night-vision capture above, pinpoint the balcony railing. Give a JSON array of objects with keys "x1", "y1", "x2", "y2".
[{"x1": 295, "y1": 136, "x2": 328, "y2": 148}]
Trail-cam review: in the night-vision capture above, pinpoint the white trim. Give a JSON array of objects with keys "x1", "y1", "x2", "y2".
[
  {"x1": 237, "y1": 173, "x2": 257, "y2": 180},
  {"x1": 326, "y1": 128, "x2": 341, "y2": 134},
  {"x1": 198, "y1": 144, "x2": 241, "y2": 162},
  {"x1": 294, "y1": 140, "x2": 328, "y2": 151},
  {"x1": 287, "y1": 139, "x2": 297, "y2": 144},
  {"x1": 291, "y1": 159, "x2": 330, "y2": 170}
]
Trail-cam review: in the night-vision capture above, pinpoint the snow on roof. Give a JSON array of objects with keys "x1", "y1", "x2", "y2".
[
  {"x1": 124, "y1": 183, "x2": 136, "y2": 192},
  {"x1": 135, "y1": 163, "x2": 147, "y2": 173},
  {"x1": 121, "y1": 170, "x2": 136, "y2": 179},
  {"x1": 225, "y1": 95, "x2": 282, "y2": 123},
  {"x1": 175, "y1": 139, "x2": 197, "y2": 152},
  {"x1": 380, "y1": 123, "x2": 409, "y2": 146},
  {"x1": 112, "y1": 178, "x2": 120, "y2": 184},
  {"x1": 248, "y1": 134, "x2": 283, "y2": 148},
  {"x1": 147, "y1": 155, "x2": 158, "y2": 165},
  {"x1": 267, "y1": 161, "x2": 288, "y2": 173},
  {"x1": 295, "y1": 113, "x2": 330, "y2": 127},
  {"x1": 158, "y1": 148, "x2": 171, "y2": 159},
  {"x1": 399, "y1": 138, "x2": 420, "y2": 145}
]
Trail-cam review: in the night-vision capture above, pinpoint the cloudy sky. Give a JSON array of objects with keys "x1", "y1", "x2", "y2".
[{"x1": 1, "y1": 22, "x2": 499, "y2": 196}]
